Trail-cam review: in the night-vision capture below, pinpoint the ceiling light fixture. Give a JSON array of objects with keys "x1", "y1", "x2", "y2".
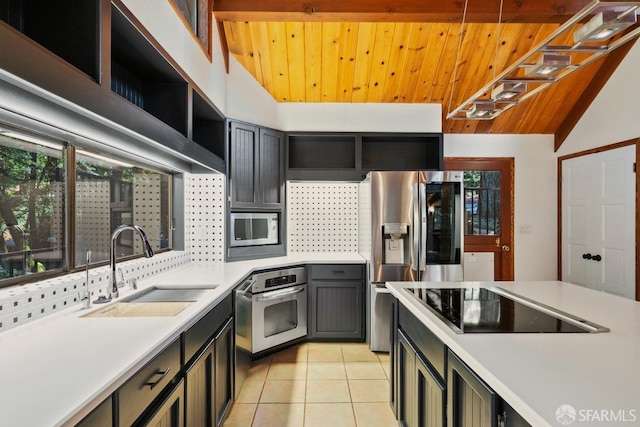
[
  {"x1": 491, "y1": 82, "x2": 527, "y2": 101},
  {"x1": 447, "y1": 1, "x2": 640, "y2": 121},
  {"x1": 573, "y1": 10, "x2": 637, "y2": 43},
  {"x1": 466, "y1": 102, "x2": 501, "y2": 119},
  {"x1": 525, "y1": 54, "x2": 572, "y2": 76}
]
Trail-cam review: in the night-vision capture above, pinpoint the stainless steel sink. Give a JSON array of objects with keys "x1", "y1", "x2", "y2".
[
  {"x1": 82, "y1": 286, "x2": 217, "y2": 318},
  {"x1": 121, "y1": 286, "x2": 217, "y2": 303}
]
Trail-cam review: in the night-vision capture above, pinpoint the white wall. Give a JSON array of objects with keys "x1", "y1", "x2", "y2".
[
  {"x1": 444, "y1": 134, "x2": 558, "y2": 281},
  {"x1": 226, "y1": 57, "x2": 280, "y2": 128},
  {"x1": 278, "y1": 103, "x2": 442, "y2": 132},
  {"x1": 557, "y1": 41, "x2": 640, "y2": 156}
]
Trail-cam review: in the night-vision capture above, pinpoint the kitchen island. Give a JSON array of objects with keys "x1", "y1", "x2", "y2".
[{"x1": 386, "y1": 281, "x2": 640, "y2": 427}]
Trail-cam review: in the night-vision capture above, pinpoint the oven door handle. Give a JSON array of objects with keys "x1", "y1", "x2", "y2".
[
  {"x1": 256, "y1": 286, "x2": 305, "y2": 301},
  {"x1": 236, "y1": 278, "x2": 256, "y2": 298}
]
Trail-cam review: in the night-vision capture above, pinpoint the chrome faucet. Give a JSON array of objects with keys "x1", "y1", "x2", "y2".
[{"x1": 109, "y1": 224, "x2": 154, "y2": 299}]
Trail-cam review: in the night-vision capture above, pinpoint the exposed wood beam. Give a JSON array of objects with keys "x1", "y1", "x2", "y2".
[
  {"x1": 213, "y1": 0, "x2": 593, "y2": 23},
  {"x1": 554, "y1": 38, "x2": 637, "y2": 151},
  {"x1": 216, "y1": 17, "x2": 230, "y2": 73}
]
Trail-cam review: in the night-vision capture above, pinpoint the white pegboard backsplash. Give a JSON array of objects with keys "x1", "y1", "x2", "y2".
[
  {"x1": 184, "y1": 174, "x2": 225, "y2": 263},
  {"x1": 0, "y1": 251, "x2": 190, "y2": 333},
  {"x1": 358, "y1": 178, "x2": 371, "y2": 258},
  {"x1": 287, "y1": 182, "x2": 359, "y2": 252},
  {"x1": 134, "y1": 173, "x2": 163, "y2": 253},
  {"x1": 75, "y1": 180, "x2": 111, "y2": 263}
]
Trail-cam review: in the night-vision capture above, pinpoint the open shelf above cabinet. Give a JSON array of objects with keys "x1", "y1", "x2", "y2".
[
  {"x1": 0, "y1": 0, "x2": 100, "y2": 81},
  {"x1": 286, "y1": 132, "x2": 443, "y2": 181},
  {"x1": 362, "y1": 134, "x2": 443, "y2": 171},
  {"x1": 192, "y1": 89, "x2": 225, "y2": 161},
  {"x1": 111, "y1": 4, "x2": 188, "y2": 137}
]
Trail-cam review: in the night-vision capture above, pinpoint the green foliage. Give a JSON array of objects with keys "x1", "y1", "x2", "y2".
[{"x1": 0, "y1": 142, "x2": 64, "y2": 251}]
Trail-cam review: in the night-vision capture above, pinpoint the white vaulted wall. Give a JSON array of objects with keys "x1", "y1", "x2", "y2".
[
  {"x1": 444, "y1": 134, "x2": 558, "y2": 281},
  {"x1": 558, "y1": 41, "x2": 640, "y2": 156}
]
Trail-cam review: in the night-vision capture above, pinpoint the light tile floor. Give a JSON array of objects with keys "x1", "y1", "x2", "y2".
[{"x1": 223, "y1": 342, "x2": 397, "y2": 427}]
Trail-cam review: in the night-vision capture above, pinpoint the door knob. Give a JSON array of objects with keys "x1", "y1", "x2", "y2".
[
  {"x1": 582, "y1": 253, "x2": 592, "y2": 260},
  {"x1": 592, "y1": 254, "x2": 602, "y2": 262}
]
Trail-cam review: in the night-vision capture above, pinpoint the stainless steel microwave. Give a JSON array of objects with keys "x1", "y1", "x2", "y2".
[{"x1": 229, "y1": 212, "x2": 279, "y2": 247}]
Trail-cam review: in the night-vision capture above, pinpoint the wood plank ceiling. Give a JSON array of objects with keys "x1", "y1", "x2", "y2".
[{"x1": 213, "y1": 1, "x2": 636, "y2": 144}]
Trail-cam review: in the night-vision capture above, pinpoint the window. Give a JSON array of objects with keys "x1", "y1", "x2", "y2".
[
  {"x1": 0, "y1": 128, "x2": 172, "y2": 287},
  {"x1": 0, "y1": 131, "x2": 65, "y2": 281},
  {"x1": 75, "y1": 150, "x2": 171, "y2": 267},
  {"x1": 464, "y1": 171, "x2": 501, "y2": 235},
  {"x1": 170, "y1": 0, "x2": 210, "y2": 56}
]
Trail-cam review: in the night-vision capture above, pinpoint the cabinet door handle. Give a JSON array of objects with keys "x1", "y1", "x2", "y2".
[
  {"x1": 592, "y1": 254, "x2": 602, "y2": 262},
  {"x1": 582, "y1": 253, "x2": 592, "y2": 260},
  {"x1": 145, "y1": 368, "x2": 171, "y2": 390}
]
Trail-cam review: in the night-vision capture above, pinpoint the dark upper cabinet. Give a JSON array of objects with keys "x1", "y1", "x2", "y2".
[
  {"x1": 110, "y1": 4, "x2": 188, "y2": 137},
  {"x1": 259, "y1": 128, "x2": 285, "y2": 208},
  {"x1": 0, "y1": 1, "x2": 225, "y2": 172},
  {"x1": 229, "y1": 121, "x2": 284, "y2": 210},
  {"x1": 361, "y1": 134, "x2": 443, "y2": 171},
  {"x1": 286, "y1": 133, "x2": 443, "y2": 181},
  {"x1": 0, "y1": 0, "x2": 100, "y2": 81}
]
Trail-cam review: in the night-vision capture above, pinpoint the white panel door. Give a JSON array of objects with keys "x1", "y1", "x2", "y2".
[{"x1": 561, "y1": 145, "x2": 636, "y2": 299}]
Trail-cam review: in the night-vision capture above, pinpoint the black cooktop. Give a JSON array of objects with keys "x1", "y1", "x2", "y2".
[{"x1": 403, "y1": 287, "x2": 608, "y2": 333}]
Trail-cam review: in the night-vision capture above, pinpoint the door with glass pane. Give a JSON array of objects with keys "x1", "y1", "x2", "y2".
[{"x1": 445, "y1": 158, "x2": 514, "y2": 281}]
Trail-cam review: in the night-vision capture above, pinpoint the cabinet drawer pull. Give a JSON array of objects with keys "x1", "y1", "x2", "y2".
[
  {"x1": 145, "y1": 368, "x2": 171, "y2": 390},
  {"x1": 331, "y1": 270, "x2": 345, "y2": 274}
]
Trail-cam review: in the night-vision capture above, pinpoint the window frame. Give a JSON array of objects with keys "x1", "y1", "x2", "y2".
[
  {"x1": 0, "y1": 136, "x2": 174, "y2": 289},
  {"x1": 168, "y1": 0, "x2": 212, "y2": 61}
]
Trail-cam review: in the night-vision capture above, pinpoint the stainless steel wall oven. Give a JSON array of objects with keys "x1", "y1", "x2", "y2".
[{"x1": 235, "y1": 266, "x2": 307, "y2": 393}]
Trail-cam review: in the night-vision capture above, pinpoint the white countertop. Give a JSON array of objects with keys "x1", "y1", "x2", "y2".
[
  {"x1": 386, "y1": 281, "x2": 640, "y2": 427},
  {"x1": 0, "y1": 253, "x2": 364, "y2": 426}
]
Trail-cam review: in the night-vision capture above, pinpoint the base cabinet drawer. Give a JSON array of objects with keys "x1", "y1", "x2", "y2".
[
  {"x1": 310, "y1": 264, "x2": 362, "y2": 280},
  {"x1": 118, "y1": 338, "x2": 181, "y2": 426}
]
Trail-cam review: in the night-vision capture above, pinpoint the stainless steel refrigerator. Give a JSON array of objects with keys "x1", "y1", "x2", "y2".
[{"x1": 362, "y1": 171, "x2": 464, "y2": 350}]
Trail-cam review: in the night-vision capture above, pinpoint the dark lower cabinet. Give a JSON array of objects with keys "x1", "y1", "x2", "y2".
[
  {"x1": 392, "y1": 298, "x2": 530, "y2": 427},
  {"x1": 447, "y1": 349, "x2": 496, "y2": 427},
  {"x1": 118, "y1": 338, "x2": 182, "y2": 426},
  {"x1": 144, "y1": 380, "x2": 185, "y2": 427},
  {"x1": 397, "y1": 330, "x2": 445, "y2": 427},
  {"x1": 308, "y1": 264, "x2": 364, "y2": 340},
  {"x1": 213, "y1": 318, "x2": 234, "y2": 426},
  {"x1": 76, "y1": 396, "x2": 112, "y2": 427},
  {"x1": 185, "y1": 317, "x2": 234, "y2": 427}
]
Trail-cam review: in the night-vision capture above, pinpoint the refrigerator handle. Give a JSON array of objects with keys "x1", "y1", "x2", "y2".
[
  {"x1": 420, "y1": 182, "x2": 427, "y2": 274},
  {"x1": 412, "y1": 183, "x2": 420, "y2": 276}
]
